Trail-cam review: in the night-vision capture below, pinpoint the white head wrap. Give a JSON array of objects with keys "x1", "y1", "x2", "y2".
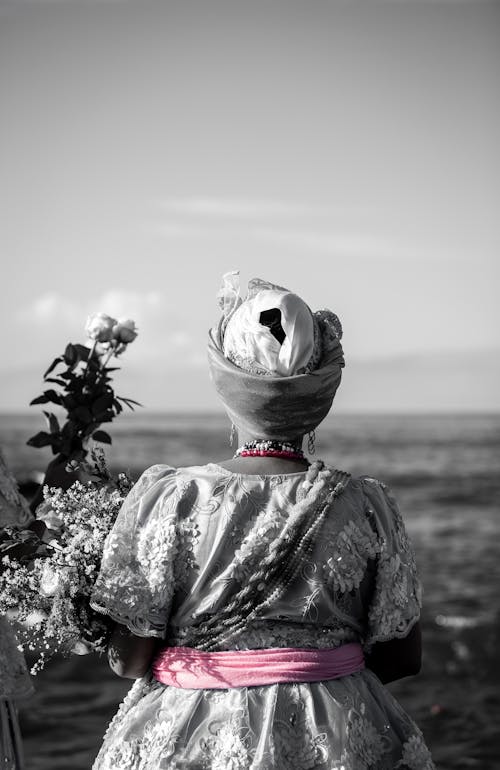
[
  {"x1": 222, "y1": 286, "x2": 315, "y2": 377},
  {"x1": 209, "y1": 273, "x2": 345, "y2": 439}
]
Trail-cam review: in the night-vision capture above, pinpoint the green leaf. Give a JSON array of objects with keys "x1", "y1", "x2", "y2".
[
  {"x1": 26, "y1": 431, "x2": 54, "y2": 448},
  {"x1": 64, "y1": 343, "x2": 78, "y2": 367},
  {"x1": 92, "y1": 430, "x2": 112, "y2": 445},
  {"x1": 71, "y1": 406, "x2": 93, "y2": 423},
  {"x1": 43, "y1": 411, "x2": 60, "y2": 435},
  {"x1": 117, "y1": 396, "x2": 143, "y2": 411},
  {"x1": 30, "y1": 395, "x2": 50, "y2": 405},
  {"x1": 42, "y1": 389, "x2": 62, "y2": 405},
  {"x1": 86, "y1": 357, "x2": 100, "y2": 373},
  {"x1": 92, "y1": 394, "x2": 113, "y2": 415},
  {"x1": 73, "y1": 344, "x2": 90, "y2": 361},
  {"x1": 121, "y1": 397, "x2": 142, "y2": 406},
  {"x1": 94, "y1": 410, "x2": 114, "y2": 423},
  {"x1": 61, "y1": 421, "x2": 75, "y2": 438},
  {"x1": 44, "y1": 377, "x2": 67, "y2": 387},
  {"x1": 43, "y1": 357, "x2": 63, "y2": 378}
]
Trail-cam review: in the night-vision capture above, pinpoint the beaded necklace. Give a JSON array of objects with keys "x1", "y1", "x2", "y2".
[{"x1": 234, "y1": 438, "x2": 304, "y2": 461}]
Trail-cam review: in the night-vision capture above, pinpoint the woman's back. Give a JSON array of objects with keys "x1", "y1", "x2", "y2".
[
  {"x1": 91, "y1": 275, "x2": 433, "y2": 768},
  {"x1": 91, "y1": 461, "x2": 432, "y2": 769}
]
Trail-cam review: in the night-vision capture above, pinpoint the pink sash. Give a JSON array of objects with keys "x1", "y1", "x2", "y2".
[{"x1": 152, "y1": 643, "x2": 365, "y2": 689}]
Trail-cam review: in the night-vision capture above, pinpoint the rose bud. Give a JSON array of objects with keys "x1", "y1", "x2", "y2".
[
  {"x1": 112, "y1": 318, "x2": 138, "y2": 344},
  {"x1": 85, "y1": 313, "x2": 117, "y2": 343}
]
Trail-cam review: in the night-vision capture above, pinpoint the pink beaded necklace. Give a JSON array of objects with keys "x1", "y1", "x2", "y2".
[{"x1": 234, "y1": 439, "x2": 305, "y2": 462}]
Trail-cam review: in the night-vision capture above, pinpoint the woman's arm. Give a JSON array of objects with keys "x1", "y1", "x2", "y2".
[
  {"x1": 107, "y1": 623, "x2": 160, "y2": 679},
  {"x1": 365, "y1": 621, "x2": 422, "y2": 684}
]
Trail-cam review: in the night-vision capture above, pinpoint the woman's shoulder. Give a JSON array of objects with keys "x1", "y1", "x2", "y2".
[
  {"x1": 345, "y1": 473, "x2": 392, "y2": 497},
  {"x1": 137, "y1": 462, "x2": 235, "y2": 493},
  {"x1": 339, "y1": 474, "x2": 399, "y2": 526}
]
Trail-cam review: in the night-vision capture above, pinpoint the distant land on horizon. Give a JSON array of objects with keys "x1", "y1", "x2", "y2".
[{"x1": 1, "y1": 348, "x2": 499, "y2": 414}]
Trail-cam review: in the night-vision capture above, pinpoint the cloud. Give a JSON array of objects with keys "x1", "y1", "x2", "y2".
[
  {"x1": 154, "y1": 196, "x2": 394, "y2": 260},
  {"x1": 27, "y1": 293, "x2": 79, "y2": 325},
  {"x1": 19, "y1": 289, "x2": 164, "y2": 326},
  {"x1": 250, "y1": 226, "x2": 392, "y2": 260},
  {"x1": 14, "y1": 288, "x2": 199, "y2": 366},
  {"x1": 92, "y1": 290, "x2": 163, "y2": 322},
  {"x1": 159, "y1": 197, "x2": 317, "y2": 220}
]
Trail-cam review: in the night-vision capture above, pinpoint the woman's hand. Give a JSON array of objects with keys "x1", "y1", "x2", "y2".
[
  {"x1": 107, "y1": 622, "x2": 160, "y2": 679},
  {"x1": 365, "y1": 621, "x2": 422, "y2": 684}
]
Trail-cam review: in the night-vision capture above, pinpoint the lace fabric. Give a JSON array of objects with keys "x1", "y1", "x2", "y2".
[
  {"x1": 91, "y1": 462, "x2": 432, "y2": 769},
  {"x1": 90, "y1": 465, "x2": 180, "y2": 638},
  {"x1": 361, "y1": 478, "x2": 422, "y2": 650}
]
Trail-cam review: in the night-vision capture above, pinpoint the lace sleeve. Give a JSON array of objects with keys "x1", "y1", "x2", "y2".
[
  {"x1": 361, "y1": 478, "x2": 422, "y2": 651},
  {"x1": 90, "y1": 464, "x2": 179, "y2": 638}
]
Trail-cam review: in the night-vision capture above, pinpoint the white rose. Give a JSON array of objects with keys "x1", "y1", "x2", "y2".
[
  {"x1": 85, "y1": 313, "x2": 117, "y2": 343},
  {"x1": 39, "y1": 563, "x2": 60, "y2": 597},
  {"x1": 112, "y1": 318, "x2": 138, "y2": 344}
]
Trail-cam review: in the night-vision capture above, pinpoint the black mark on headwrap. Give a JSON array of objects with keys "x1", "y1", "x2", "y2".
[{"x1": 259, "y1": 308, "x2": 286, "y2": 345}]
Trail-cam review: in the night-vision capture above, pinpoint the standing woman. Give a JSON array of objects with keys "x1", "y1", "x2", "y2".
[
  {"x1": 90, "y1": 274, "x2": 434, "y2": 769},
  {"x1": 0, "y1": 448, "x2": 35, "y2": 770}
]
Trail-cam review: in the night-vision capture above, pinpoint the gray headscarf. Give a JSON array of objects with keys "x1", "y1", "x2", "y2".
[{"x1": 207, "y1": 275, "x2": 345, "y2": 440}]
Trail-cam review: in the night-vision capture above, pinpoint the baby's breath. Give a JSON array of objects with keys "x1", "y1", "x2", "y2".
[{"x1": 0, "y1": 468, "x2": 133, "y2": 673}]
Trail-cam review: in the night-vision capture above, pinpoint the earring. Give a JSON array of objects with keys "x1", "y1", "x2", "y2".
[
  {"x1": 229, "y1": 422, "x2": 237, "y2": 447},
  {"x1": 307, "y1": 430, "x2": 316, "y2": 455}
]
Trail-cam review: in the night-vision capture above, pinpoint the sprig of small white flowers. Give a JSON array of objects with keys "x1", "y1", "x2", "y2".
[{"x1": 0, "y1": 463, "x2": 133, "y2": 674}]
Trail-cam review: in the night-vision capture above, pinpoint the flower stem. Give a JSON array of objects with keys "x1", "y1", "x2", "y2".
[
  {"x1": 102, "y1": 348, "x2": 114, "y2": 370},
  {"x1": 85, "y1": 341, "x2": 98, "y2": 377}
]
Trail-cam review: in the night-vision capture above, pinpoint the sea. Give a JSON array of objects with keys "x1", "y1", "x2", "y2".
[{"x1": 1, "y1": 411, "x2": 499, "y2": 770}]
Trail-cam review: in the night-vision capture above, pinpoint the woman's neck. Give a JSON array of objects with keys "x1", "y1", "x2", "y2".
[
  {"x1": 218, "y1": 430, "x2": 309, "y2": 475},
  {"x1": 216, "y1": 456, "x2": 310, "y2": 475}
]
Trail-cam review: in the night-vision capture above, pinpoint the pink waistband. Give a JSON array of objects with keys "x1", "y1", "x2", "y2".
[{"x1": 152, "y1": 643, "x2": 365, "y2": 689}]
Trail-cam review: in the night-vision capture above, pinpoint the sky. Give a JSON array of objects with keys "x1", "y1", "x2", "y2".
[{"x1": 1, "y1": 0, "x2": 498, "y2": 414}]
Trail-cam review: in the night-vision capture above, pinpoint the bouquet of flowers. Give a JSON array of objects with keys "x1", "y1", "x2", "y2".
[
  {"x1": 0, "y1": 450, "x2": 133, "y2": 674},
  {"x1": 27, "y1": 312, "x2": 140, "y2": 465},
  {"x1": 0, "y1": 311, "x2": 141, "y2": 672}
]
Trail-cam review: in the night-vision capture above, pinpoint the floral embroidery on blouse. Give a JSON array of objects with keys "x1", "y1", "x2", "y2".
[
  {"x1": 138, "y1": 711, "x2": 181, "y2": 766},
  {"x1": 232, "y1": 619, "x2": 357, "y2": 651},
  {"x1": 199, "y1": 710, "x2": 254, "y2": 769},
  {"x1": 90, "y1": 466, "x2": 180, "y2": 638},
  {"x1": 96, "y1": 738, "x2": 141, "y2": 770},
  {"x1": 323, "y1": 519, "x2": 381, "y2": 594},
  {"x1": 344, "y1": 710, "x2": 391, "y2": 769},
  {"x1": 268, "y1": 684, "x2": 330, "y2": 769},
  {"x1": 294, "y1": 560, "x2": 324, "y2": 622},
  {"x1": 272, "y1": 716, "x2": 329, "y2": 768},
  {"x1": 361, "y1": 477, "x2": 422, "y2": 649},
  {"x1": 174, "y1": 515, "x2": 200, "y2": 588}
]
